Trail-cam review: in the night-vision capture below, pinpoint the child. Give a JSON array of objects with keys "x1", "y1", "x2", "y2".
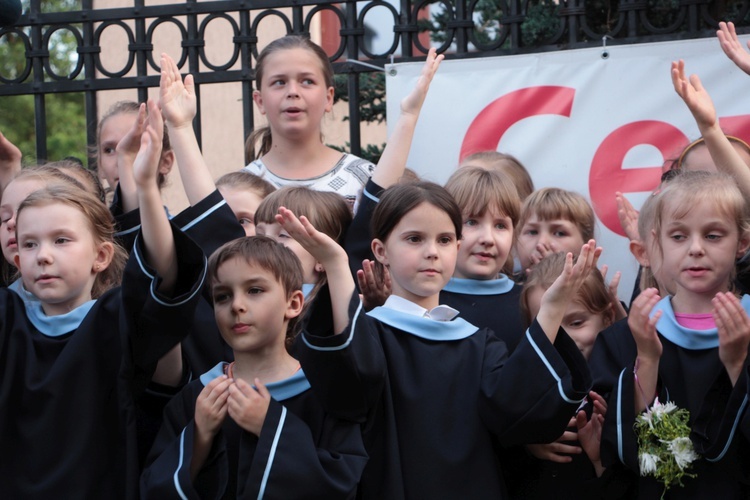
[
  {"x1": 518, "y1": 252, "x2": 613, "y2": 499},
  {"x1": 593, "y1": 171, "x2": 750, "y2": 498},
  {"x1": 243, "y1": 35, "x2": 375, "y2": 210},
  {"x1": 216, "y1": 171, "x2": 276, "y2": 236},
  {"x1": 254, "y1": 186, "x2": 352, "y2": 297},
  {"x1": 141, "y1": 236, "x2": 367, "y2": 499},
  {"x1": 95, "y1": 100, "x2": 174, "y2": 204},
  {"x1": 516, "y1": 187, "x2": 595, "y2": 277},
  {"x1": 0, "y1": 100, "x2": 206, "y2": 498},
  {"x1": 285, "y1": 180, "x2": 595, "y2": 499},
  {"x1": 459, "y1": 150, "x2": 535, "y2": 201},
  {"x1": 441, "y1": 166, "x2": 526, "y2": 351}
]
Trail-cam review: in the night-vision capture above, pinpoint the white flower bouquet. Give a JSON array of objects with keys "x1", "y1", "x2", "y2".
[{"x1": 635, "y1": 398, "x2": 699, "y2": 495}]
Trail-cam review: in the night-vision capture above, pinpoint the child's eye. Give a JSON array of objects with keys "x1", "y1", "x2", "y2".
[
  {"x1": 213, "y1": 292, "x2": 230, "y2": 303},
  {"x1": 523, "y1": 229, "x2": 538, "y2": 236},
  {"x1": 553, "y1": 230, "x2": 569, "y2": 238},
  {"x1": 670, "y1": 233, "x2": 686, "y2": 241},
  {"x1": 55, "y1": 237, "x2": 70, "y2": 244},
  {"x1": 247, "y1": 287, "x2": 264, "y2": 295},
  {"x1": 302, "y1": 78, "x2": 315, "y2": 85},
  {"x1": 464, "y1": 219, "x2": 477, "y2": 227},
  {"x1": 278, "y1": 231, "x2": 291, "y2": 239},
  {"x1": 438, "y1": 236, "x2": 454, "y2": 245},
  {"x1": 21, "y1": 240, "x2": 36, "y2": 249},
  {"x1": 271, "y1": 79, "x2": 286, "y2": 87},
  {"x1": 406, "y1": 235, "x2": 422, "y2": 243},
  {"x1": 706, "y1": 233, "x2": 722, "y2": 241},
  {"x1": 238, "y1": 217, "x2": 254, "y2": 227},
  {"x1": 568, "y1": 319, "x2": 584, "y2": 328},
  {"x1": 495, "y1": 222, "x2": 508, "y2": 230}
]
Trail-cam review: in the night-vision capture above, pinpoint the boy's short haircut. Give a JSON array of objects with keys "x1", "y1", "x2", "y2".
[
  {"x1": 208, "y1": 236, "x2": 303, "y2": 298},
  {"x1": 518, "y1": 187, "x2": 595, "y2": 242},
  {"x1": 444, "y1": 166, "x2": 521, "y2": 226}
]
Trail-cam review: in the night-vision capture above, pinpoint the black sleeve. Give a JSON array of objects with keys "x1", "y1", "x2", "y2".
[{"x1": 344, "y1": 179, "x2": 382, "y2": 282}]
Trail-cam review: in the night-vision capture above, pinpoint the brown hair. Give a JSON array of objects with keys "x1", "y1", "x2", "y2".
[
  {"x1": 216, "y1": 171, "x2": 276, "y2": 199},
  {"x1": 670, "y1": 135, "x2": 750, "y2": 171},
  {"x1": 460, "y1": 151, "x2": 535, "y2": 201},
  {"x1": 94, "y1": 101, "x2": 172, "y2": 189},
  {"x1": 208, "y1": 236, "x2": 304, "y2": 343},
  {"x1": 372, "y1": 181, "x2": 462, "y2": 242},
  {"x1": 16, "y1": 185, "x2": 127, "y2": 299},
  {"x1": 520, "y1": 252, "x2": 614, "y2": 328},
  {"x1": 517, "y1": 187, "x2": 595, "y2": 242},
  {"x1": 46, "y1": 159, "x2": 106, "y2": 203},
  {"x1": 245, "y1": 35, "x2": 334, "y2": 162},
  {"x1": 254, "y1": 186, "x2": 351, "y2": 246}
]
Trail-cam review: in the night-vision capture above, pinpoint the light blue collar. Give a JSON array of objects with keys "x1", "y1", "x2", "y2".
[
  {"x1": 652, "y1": 295, "x2": 750, "y2": 350},
  {"x1": 199, "y1": 362, "x2": 311, "y2": 400},
  {"x1": 26, "y1": 299, "x2": 96, "y2": 337},
  {"x1": 302, "y1": 283, "x2": 315, "y2": 298},
  {"x1": 8, "y1": 278, "x2": 39, "y2": 304},
  {"x1": 443, "y1": 275, "x2": 514, "y2": 295},
  {"x1": 367, "y1": 306, "x2": 478, "y2": 341}
]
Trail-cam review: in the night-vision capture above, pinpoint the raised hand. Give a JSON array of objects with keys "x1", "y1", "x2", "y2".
[
  {"x1": 713, "y1": 292, "x2": 750, "y2": 386},
  {"x1": 159, "y1": 53, "x2": 196, "y2": 129},
  {"x1": 276, "y1": 206, "x2": 347, "y2": 268},
  {"x1": 616, "y1": 191, "x2": 640, "y2": 243},
  {"x1": 671, "y1": 59, "x2": 717, "y2": 131},
  {"x1": 717, "y1": 21, "x2": 750, "y2": 76},
  {"x1": 0, "y1": 131, "x2": 22, "y2": 174},
  {"x1": 629, "y1": 287, "x2": 662, "y2": 361},
  {"x1": 400, "y1": 47, "x2": 444, "y2": 118},
  {"x1": 132, "y1": 100, "x2": 164, "y2": 188},
  {"x1": 600, "y1": 264, "x2": 626, "y2": 322},
  {"x1": 357, "y1": 259, "x2": 392, "y2": 310},
  {"x1": 228, "y1": 378, "x2": 271, "y2": 436}
]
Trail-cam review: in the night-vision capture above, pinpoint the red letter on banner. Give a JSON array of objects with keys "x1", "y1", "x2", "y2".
[{"x1": 459, "y1": 86, "x2": 575, "y2": 162}]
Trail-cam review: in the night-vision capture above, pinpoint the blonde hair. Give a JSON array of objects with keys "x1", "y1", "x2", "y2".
[
  {"x1": 16, "y1": 185, "x2": 127, "y2": 299},
  {"x1": 636, "y1": 191, "x2": 661, "y2": 292},
  {"x1": 444, "y1": 166, "x2": 521, "y2": 226},
  {"x1": 651, "y1": 171, "x2": 749, "y2": 291},
  {"x1": 518, "y1": 187, "x2": 595, "y2": 242},
  {"x1": 460, "y1": 151, "x2": 534, "y2": 200},
  {"x1": 520, "y1": 252, "x2": 614, "y2": 328}
]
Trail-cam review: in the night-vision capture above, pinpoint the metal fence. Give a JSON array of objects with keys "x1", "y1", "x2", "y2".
[{"x1": 1, "y1": 0, "x2": 748, "y2": 162}]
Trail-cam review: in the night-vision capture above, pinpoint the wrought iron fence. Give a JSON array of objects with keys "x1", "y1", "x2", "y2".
[{"x1": 1, "y1": 0, "x2": 748, "y2": 163}]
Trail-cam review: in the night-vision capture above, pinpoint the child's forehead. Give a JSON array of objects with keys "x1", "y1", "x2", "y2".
[{"x1": 662, "y1": 196, "x2": 732, "y2": 224}]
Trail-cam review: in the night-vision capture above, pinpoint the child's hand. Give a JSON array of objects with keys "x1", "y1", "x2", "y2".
[
  {"x1": 228, "y1": 378, "x2": 271, "y2": 436},
  {"x1": 600, "y1": 264, "x2": 627, "y2": 322},
  {"x1": 616, "y1": 191, "x2": 640, "y2": 243},
  {"x1": 523, "y1": 242, "x2": 554, "y2": 277},
  {"x1": 671, "y1": 59, "x2": 718, "y2": 132},
  {"x1": 526, "y1": 417, "x2": 581, "y2": 463},
  {"x1": 717, "y1": 21, "x2": 750, "y2": 76},
  {"x1": 194, "y1": 375, "x2": 231, "y2": 441},
  {"x1": 159, "y1": 53, "x2": 196, "y2": 130},
  {"x1": 400, "y1": 47, "x2": 444, "y2": 118},
  {"x1": 357, "y1": 259, "x2": 392, "y2": 311},
  {"x1": 628, "y1": 287, "x2": 663, "y2": 361},
  {"x1": 132, "y1": 100, "x2": 164, "y2": 188},
  {"x1": 713, "y1": 292, "x2": 750, "y2": 386},
  {"x1": 276, "y1": 206, "x2": 347, "y2": 268},
  {"x1": 540, "y1": 240, "x2": 602, "y2": 311},
  {"x1": 116, "y1": 102, "x2": 146, "y2": 164},
  {"x1": 0, "y1": 131, "x2": 22, "y2": 174}
]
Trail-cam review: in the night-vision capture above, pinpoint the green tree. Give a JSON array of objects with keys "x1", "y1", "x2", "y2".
[{"x1": 0, "y1": 0, "x2": 87, "y2": 163}]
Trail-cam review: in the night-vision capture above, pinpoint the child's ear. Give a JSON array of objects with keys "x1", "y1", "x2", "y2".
[
  {"x1": 285, "y1": 289, "x2": 305, "y2": 319},
  {"x1": 13, "y1": 254, "x2": 20, "y2": 269},
  {"x1": 93, "y1": 241, "x2": 115, "y2": 274},
  {"x1": 371, "y1": 238, "x2": 389, "y2": 266},
  {"x1": 158, "y1": 150, "x2": 175, "y2": 176},
  {"x1": 325, "y1": 86, "x2": 334, "y2": 113},
  {"x1": 252, "y1": 90, "x2": 266, "y2": 115},
  {"x1": 737, "y1": 233, "x2": 750, "y2": 259},
  {"x1": 629, "y1": 240, "x2": 650, "y2": 267}
]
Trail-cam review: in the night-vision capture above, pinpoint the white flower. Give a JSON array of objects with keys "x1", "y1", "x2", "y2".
[
  {"x1": 639, "y1": 452, "x2": 660, "y2": 475},
  {"x1": 652, "y1": 398, "x2": 677, "y2": 418},
  {"x1": 667, "y1": 437, "x2": 699, "y2": 469}
]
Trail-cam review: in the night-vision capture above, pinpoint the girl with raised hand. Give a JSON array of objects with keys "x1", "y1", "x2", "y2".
[
  {"x1": 243, "y1": 35, "x2": 375, "y2": 211},
  {"x1": 0, "y1": 99, "x2": 206, "y2": 499},
  {"x1": 595, "y1": 171, "x2": 750, "y2": 498},
  {"x1": 283, "y1": 181, "x2": 595, "y2": 500}
]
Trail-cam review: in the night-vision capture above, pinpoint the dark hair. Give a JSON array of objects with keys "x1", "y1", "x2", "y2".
[
  {"x1": 245, "y1": 35, "x2": 334, "y2": 162},
  {"x1": 372, "y1": 181, "x2": 462, "y2": 243},
  {"x1": 16, "y1": 185, "x2": 127, "y2": 299},
  {"x1": 208, "y1": 236, "x2": 304, "y2": 343},
  {"x1": 94, "y1": 100, "x2": 172, "y2": 189}
]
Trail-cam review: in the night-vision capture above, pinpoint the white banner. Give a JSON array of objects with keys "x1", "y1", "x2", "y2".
[{"x1": 385, "y1": 37, "x2": 750, "y2": 299}]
